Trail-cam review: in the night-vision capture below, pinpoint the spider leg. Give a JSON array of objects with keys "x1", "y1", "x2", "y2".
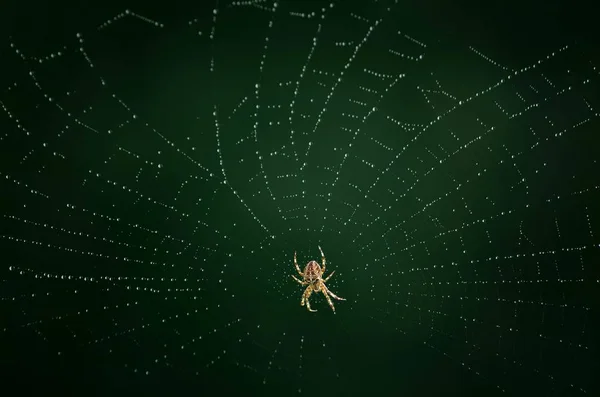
[
  {"x1": 301, "y1": 286, "x2": 317, "y2": 312},
  {"x1": 294, "y1": 251, "x2": 303, "y2": 276},
  {"x1": 318, "y1": 245, "x2": 326, "y2": 274},
  {"x1": 324, "y1": 283, "x2": 346, "y2": 301},
  {"x1": 291, "y1": 275, "x2": 304, "y2": 285},
  {"x1": 321, "y1": 286, "x2": 337, "y2": 313},
  {"x1": 323, "y1": 270, "x2": 335, "y2": 282},
  {"x1": 305, "y1": 297, "x2": 317, "y2": 312}
]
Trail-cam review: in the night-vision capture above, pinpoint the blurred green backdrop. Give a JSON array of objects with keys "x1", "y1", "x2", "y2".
[{"x1": 0, "y1": 0, "x2": 598, "y2": 396}]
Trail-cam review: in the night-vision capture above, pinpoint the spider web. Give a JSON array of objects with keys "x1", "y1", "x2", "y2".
[{"x1": 1, "y1": 0, "x2": 599, "y2": 396}]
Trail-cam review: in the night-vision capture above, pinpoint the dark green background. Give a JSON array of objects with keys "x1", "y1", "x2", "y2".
[{"x1": 1, "y1": 0, "x2": 598, "y2": 396}]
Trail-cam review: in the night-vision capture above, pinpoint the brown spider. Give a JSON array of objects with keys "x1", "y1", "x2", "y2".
[{"x1": 292, "y1": 246, "x2": 346, "y2": 313}]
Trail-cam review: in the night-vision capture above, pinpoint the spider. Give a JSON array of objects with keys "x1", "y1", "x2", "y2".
[{"x1": 292, "y1": 246, "x2": 345, "y2": 313}]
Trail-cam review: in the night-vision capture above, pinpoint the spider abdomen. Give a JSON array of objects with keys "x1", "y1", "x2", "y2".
[{"x1": 303, "y1": 260, "x2": 322, "y2": 282}]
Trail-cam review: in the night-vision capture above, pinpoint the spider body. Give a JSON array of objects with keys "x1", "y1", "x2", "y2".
[
  {"x1": 292, "y1": 246, "x2": 345, "y2": 313},
  {"x1": 303, "y1": 261, "x2": 321, "y2": 284}
]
